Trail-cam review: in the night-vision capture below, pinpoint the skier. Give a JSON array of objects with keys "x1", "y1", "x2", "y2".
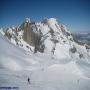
[{"x1": 27, "y1": 77, "x2": 30, "y2": 84}]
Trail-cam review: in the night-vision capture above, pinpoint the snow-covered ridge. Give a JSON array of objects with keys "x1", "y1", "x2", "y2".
[{"x1": 0, "y1": 18, "x2": 90, "y2": 60}]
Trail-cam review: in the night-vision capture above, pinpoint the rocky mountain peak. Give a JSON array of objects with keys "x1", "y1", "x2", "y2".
[
  {"x1": 24, "y1": 18, "x2": 31, "y2": 23},
  {"x1": 1, "y1": 18, "x2": 90, "y2": 59}
]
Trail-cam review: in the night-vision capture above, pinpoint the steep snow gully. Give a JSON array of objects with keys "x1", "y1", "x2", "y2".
[{"x1": 0, "y1": 18, "x2": 90, "y2": 90}]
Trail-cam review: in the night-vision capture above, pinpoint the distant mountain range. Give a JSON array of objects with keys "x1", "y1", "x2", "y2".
[{"x1": 73, "y1": 33, "x2": 90, "y2": 45}]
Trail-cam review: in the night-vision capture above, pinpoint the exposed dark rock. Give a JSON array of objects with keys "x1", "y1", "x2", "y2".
[{"x1": 69, "y1": 47, "x2": 77, "y2": 53}]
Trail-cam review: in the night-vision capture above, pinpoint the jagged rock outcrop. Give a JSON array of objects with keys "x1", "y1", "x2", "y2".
[
  {"x1": 21, "y1": 18, "x2": 40, "y2": 45},
  {"x1": 21, "y1": 18, "x2": 44, "y2": 52}
]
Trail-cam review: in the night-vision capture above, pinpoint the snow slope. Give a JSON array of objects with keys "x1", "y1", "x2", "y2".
[{"x1": 0, "y1": 31, "x2": 90, "y2": 90}]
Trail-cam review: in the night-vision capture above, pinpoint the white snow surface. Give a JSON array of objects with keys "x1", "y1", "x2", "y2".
[{"x1": 0, "y1": 31, "x2": 90, "y2": 90}]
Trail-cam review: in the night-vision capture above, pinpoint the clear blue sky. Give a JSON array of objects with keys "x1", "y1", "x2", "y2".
[{"x1": 0, "y1": 0, "x2": 90, "y2": 33}]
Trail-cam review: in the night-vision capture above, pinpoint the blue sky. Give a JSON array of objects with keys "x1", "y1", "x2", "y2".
[{"x1": 0, "y1": 0, "x2": 90, "y2": 33}]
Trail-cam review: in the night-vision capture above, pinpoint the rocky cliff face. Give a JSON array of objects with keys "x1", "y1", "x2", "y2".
[
  {"x1": 22, "y1": 18, "x2": 34, "y2": 46},
  {"x1": 21, "y1": 18, "x2": 43, "y2": 52}
]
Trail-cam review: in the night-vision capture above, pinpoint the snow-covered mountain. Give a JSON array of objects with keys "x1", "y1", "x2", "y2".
[
  {"x1": 0, "y1": 18, "x2": 90, "y2": 90},
  {"x1": 1, "y1": 18, "x2": 90, "y2": 60}
]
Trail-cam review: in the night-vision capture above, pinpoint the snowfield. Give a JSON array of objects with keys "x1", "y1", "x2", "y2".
[{"x1": 0, "y1": 32, "x2": 90, "y2": 90}]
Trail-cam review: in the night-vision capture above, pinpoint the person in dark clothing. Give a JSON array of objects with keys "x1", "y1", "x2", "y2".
[{"x1": 27, "y1": 77, "x2": 30, "y2": 84}]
